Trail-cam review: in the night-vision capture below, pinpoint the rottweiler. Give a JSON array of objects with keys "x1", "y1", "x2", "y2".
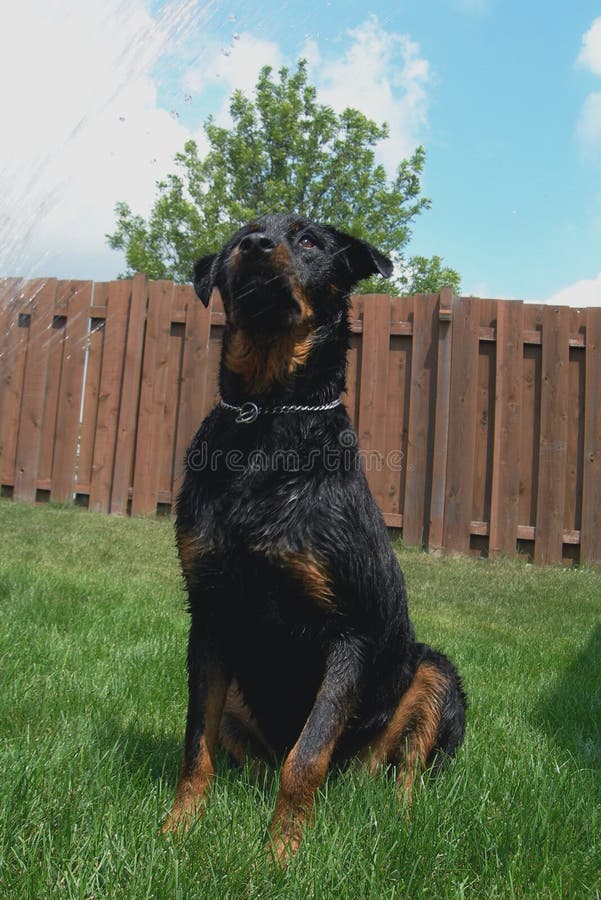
[{"x1": 162, "y1": 213, "x2": 466, "y2": 860}]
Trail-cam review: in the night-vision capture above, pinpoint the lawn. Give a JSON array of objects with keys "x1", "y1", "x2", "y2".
[{"x1": 0, "y1": 498, "x2": 599, "y2": 898}]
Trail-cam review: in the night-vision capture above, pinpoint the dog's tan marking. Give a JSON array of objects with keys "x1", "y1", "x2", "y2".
[
  {"x1": 229, "y1": 244, "x2": 241, "y2": 268},
  {"x1": 219, "y1": 682, "x2": 275, "y2": 767},
  {"x1": 291, "y1": 285, "x2": 313, "y2": 322},
  {"x1": 250, "y1": 544, "x2": 335, "y2": 609},
  {"x1": 224, "y1": 324, "x2": 315, "y2": 394},
  {"x1": 279, "y1": 550, "x2": 335, "y2": 609},
  {"x1": 363, "y1": 662, "x2": 448, "y2": 802},
  {"x1": 271, "y1": 242, "x2": 293, "y2": 271},
  {"x1": 162, "y1": 673, "x2": 227, "y2": 832},
  {"x1": 176, "y1": 530, "x2": 211, "y2": 584},
  {"x1": 269, "y1": 736, "x2": 337, "y2": 863}
]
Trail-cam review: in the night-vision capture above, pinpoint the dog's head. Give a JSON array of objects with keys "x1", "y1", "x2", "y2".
[{"x1": 192, "y1": 213, "x2": 393, "y2": 333}]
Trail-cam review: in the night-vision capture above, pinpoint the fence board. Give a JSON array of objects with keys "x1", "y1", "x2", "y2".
[
  {"x1": 206, "y1": 297, "x2": 225, "y2": 415},
  {"x1": 171, "y1": 285, "x2": 212, "y2": 506},
  {"x1": 36, "y1": 307, "x2": 65, "y2": 488},
  {"x1": 565, "y1": 343, "x2": 585, "y2": 534},
  {"x1": 403, "y1": 294, "x2": 438, "y2": 546},
  {"x1": 131, "y1": 280, "x2": 173, "y2": 516},
  {"x1": 534, "y1": 306, "x2": 570, "y2": 564},
  {"x1": 357, "y1": 295, "x2": 392, "y2": 513},
  {"x1": 14, "y1": 280, "x2": 57, "y2": 501},
  {"x1": 111, "y1": 274, "x2": 147, "y2": 514},
  {"x1": 489, "y1": 300, "x2": 523, "y2": 556},
  {"x1": 443, "y1": 296, "x2": 480, "y2": 555},
  {"x1": 51, "y1": 281, "x2": 92, "y2": 502},
  {"x1": 159, "y1": 319, "x2": 183, "y2": 503},
  {"x1": 384, "y1": 301, "x2": 411, "y2": 520},
  {"x1": 564, "y1": 306, "x2": 585, "y2": 539},
  {"x1": 473, "y1": 337, "x2": 495, "y2": 526},
  {"x1": 428, "y1": 288, "x2": 453, "y2": 553},
  {"x1": 346, "y1": 296, "x2": 365, "y2": 428},
  {"x1": 581, "y1": 307, "x2": 601, "y2": 563},
  {"x1": 0, "y1": 279, "x2": 26, "y2": 485},
  {"x1": 472, "y1": 300, "x2": 497, "y2": 536},
  {"x1": 89, "y1": 281, "x2": 129, "y2": 512},
  {"x1": 519, "y1": 305, "x2": 543, "y2": 530},
  {"x1": 78, "y1": 292, "x2": 106, "y2": 494}
]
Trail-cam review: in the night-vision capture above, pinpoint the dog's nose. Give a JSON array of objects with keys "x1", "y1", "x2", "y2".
[{"x1": 238, "y1": 232, "x2": 276, "y2": 258}]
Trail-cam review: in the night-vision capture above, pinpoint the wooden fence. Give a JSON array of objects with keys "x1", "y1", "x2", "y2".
[{"x1": 1, "y1": 275, "x2": 600, "y2": 565}]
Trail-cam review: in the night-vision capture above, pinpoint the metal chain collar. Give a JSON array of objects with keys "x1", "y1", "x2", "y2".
[{"x1": 219, "y1": 397, "x2": 342, "y2": 424}]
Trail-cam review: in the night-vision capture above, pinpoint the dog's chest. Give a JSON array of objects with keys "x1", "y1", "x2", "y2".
[
  {"x1": 181, "y1": 471, "x2": 336, "y2": 635},
  {"x1": 184, "y1": 422, "x2": 340, "y2": 549}
]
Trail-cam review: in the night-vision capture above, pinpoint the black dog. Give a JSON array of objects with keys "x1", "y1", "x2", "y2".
[{"x1": 163, "y1": 213, "x2": 466, "y2": 860}]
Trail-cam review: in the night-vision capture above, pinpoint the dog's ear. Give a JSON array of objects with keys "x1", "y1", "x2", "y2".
[
  {"x1": 327, "y1": 228, "x2": 394, "y2": 284},
  {"x1": 193, "y1": 253, "x2": 219, "y2": 307}
]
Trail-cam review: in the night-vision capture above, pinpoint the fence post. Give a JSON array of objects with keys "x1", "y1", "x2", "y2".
[
  {"x1": 534, "y1": 306, "x2": 569, "y2": 565},
  {"x1": 171, "y1": 285, "x2": 213, "y2": 509},
  {"x1": 489, "y1": 299, "x2": 523, "y2": 556},
  {"x1": 0, "y1": 278, "x2": 24, "y2": 486},
  {"x1": 580, "y1": 307, "x2": 601, "y2": 564},
  {"x1": 442, "y1": 295, "x2": 480, "y2": 555},
  {"x1": 428, "y1": 288, "x2": 454, "y2": 554},
  {"x1": 131, "y1": 280, "x2": 173, "y2": 516},
  {"x1": 111, "y1": 274, "x2": 148, "y2": 515},
  {"x1": 403, "y1": 293, "x2": 439, "y2": 548},
  {"x1": 51, "y1": 282, "x2": 92, "y2": 503},
  {"x1": 357, "y1": 294, "x2": 392, "y2": 513},
  {"x1": 89, "y1": 281, "x2": 130, "y2": 513},
  {"x1": 13, "y1": 280, "x2": 57, "y2": 502}
]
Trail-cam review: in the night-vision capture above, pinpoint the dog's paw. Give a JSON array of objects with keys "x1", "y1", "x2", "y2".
[
  {"x1": 161, "y1": 809, "x2": 190, "y2": 835},
  {"x1": 266, "y1": 829, "x2": 302, "y2": 867},
  {"x1": 161, "y1": 797, "x2": 204, "y2": 835},
  {"x1": 266, "y1": 814, "x2": 305, "y2": 866}
]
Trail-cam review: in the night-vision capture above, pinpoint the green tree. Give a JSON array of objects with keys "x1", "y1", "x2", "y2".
[
  {"x1": 397, "y1": 255, "x2": 461, "y2": 296},
  {"x1": 107, "y1": 60, "x2": 459, "y2": 295}
]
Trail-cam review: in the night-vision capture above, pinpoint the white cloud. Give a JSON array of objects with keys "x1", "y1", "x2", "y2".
[
  {"x1": 184, "y1": 32, "x2": 283, "y2": 101},
  {"x1": 576, "y1": 18, "x2": 601, "y2": 163},
  {"x1": 544, "y1": 273, "x2": 601, "y2": 308},
  {"x1": 467, "y1": 281, "x2": 495, "y2": 299},
  {"x1": 0, "y1": 9, "x2": 431, "y2": 280},
  {"x1": 299, "y1": 37, "x2": 321, "y2": 71},
  {"x1": 190, "y1": 26, "x2": 415, "y2": 169},
  {"x1": 182, "y1": 17, "x2": 430, "y2": 173},
  {"x1": 312, "y1": 16, "x2": 430, "y2": 170},
  {"x1": 577, "y1": 16, "x2": 601, "y2": 77},
  {"x1": 0, "y1": 0, "x2": 203, "y2": 279}
]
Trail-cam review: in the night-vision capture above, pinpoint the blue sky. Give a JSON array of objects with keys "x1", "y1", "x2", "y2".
[{"x1": 2, "y1": 0, "x2": 601, "y2": 304}]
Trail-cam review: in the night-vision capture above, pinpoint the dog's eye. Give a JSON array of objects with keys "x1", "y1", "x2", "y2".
[{"x1": 299, "y1": 236, "x2": 316, "y2": 250}]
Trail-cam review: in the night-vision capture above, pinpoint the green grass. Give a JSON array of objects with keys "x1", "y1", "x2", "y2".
[{"x1": 0, "y1": 498, "x2": 600, "y2": 898}]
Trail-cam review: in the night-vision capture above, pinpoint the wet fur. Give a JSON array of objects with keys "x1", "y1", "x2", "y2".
[{"x1": 163, "y1": 213, "x2": 466, "y2": 859}]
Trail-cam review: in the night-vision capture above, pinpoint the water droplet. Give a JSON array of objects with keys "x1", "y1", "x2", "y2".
[
  {"x1": 169, "y1": 109, "x2": 180, "y2": 120},
  {"x1": 119, "y1": 116, "x2": 126, "y2": 123},
  {"x1": 232, "y1": 33, "x2": 240, "y2": 41},
  {"x1": 184, "y1": 94, "x2": 192, "y2": 103},
  {"x1": 221, "y1": 48, "x2": 231, "y2": 57}
]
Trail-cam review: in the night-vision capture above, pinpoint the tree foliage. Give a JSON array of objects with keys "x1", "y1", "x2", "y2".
[{"x1": 107, "y1": 60, "x2": 460, "y2": 294}]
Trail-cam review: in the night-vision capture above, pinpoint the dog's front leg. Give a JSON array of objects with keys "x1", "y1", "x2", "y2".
[
  {"x1": 268, "y1": 635, "x2": 365, "y2": 861},
  {"x1": 162, "y1": 613, "x2": 228, "y2": 833}
]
